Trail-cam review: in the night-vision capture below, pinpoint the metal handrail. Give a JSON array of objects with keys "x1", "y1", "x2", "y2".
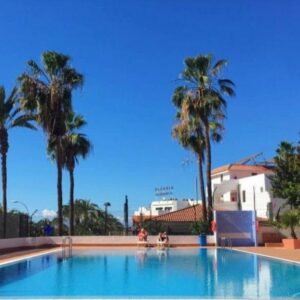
[
  {"x1": 220, "y1": 236, "x2": 232, "y2": 249},
  {"x1": 62, "y1": 236, "x2": 73, "y2": 259}
]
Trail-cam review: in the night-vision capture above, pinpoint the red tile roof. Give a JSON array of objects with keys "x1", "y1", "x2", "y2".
[
  {"x1": 211, "y1": 164, "x2": 273, "y2": 176},
  {"x1": 151, "y1": 204, "x2": 202, "y2": 222}
]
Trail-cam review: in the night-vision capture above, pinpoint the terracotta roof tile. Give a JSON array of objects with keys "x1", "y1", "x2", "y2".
[
  {"x1": 152, "y1": 204, "x2": 202, "y2": 222},
  {"x1": 211, "y1": 164, "x2": 273, "y2": 176}
]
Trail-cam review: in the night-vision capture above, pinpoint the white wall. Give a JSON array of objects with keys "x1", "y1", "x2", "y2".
[
  {"x1": 239, "y1": 174, "x2": 285, "y2": 218},
  {"x1": 212, "y1": 173, "x2": 285, "y2": 218},
  {"x1": 134, "y1": 200, "x2": 192, "y2": 217},
  {"x1": 150, "y1": 200, "x2": 190, "y2": 215},
  {"x1": 239, "y1": 174, "x2": 269, "y2": 217}
]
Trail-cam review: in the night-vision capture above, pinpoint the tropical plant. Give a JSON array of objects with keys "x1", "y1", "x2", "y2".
[
  {"x1": 172, "y1": 93, "x2": 207, "y2": 221},
  {"x1": 29, "y1": 219, "x2": 54, "y2": 237},
  {"x1": 49, "y1": 113, "x2": 91, "y2": 235},
  {"x1": 142, "y1": 220, "x2": 163, "y2": 235},
  {"x1": 19, "y1": 51, "x2": 84, "y2": 235},
  {"x1": 276, "y1": 209, "x2": 300, "y2": 239},
  {"x1": 173, "y1": 54, "x2": 234, "y2": 223},
  {"x1": 191, "y1": 220, "x2": 210, "y2": 235},
  {"x1": 62, "y1": 199, "x2": 123, "y2": 235},
  {"x1": 270, "y1": 140, "x2": 300, "y2": 210},
  {"x1": 0, "y1": 86, "x2": 35, "y2": 238},
  {"x1": 173, "y1": 91, "x2": 225, "y2": 222}
]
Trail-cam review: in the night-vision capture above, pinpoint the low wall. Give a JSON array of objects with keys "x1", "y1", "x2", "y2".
[
  {"x1": 0, "y1": 237, "x2": 58, "y2": 250},
  {"x1": 0, "y1": 235, "x2": 215, "y2": 250}
]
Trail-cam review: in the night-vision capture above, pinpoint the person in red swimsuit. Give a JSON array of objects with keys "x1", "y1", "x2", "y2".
[{"x1": 137, "y1": 228, "x2": 148, "y2": 241}]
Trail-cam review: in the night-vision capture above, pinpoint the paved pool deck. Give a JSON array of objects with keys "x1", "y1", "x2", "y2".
[{"x1": 234, "y1": 246, "x2": 300, "y2": 263}]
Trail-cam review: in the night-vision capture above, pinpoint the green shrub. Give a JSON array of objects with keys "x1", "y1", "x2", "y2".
[{"x1": 191, "y1": 220, "x2": 210, "y2": 235}]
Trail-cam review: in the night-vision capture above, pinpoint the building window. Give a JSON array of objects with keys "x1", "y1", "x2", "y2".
[
  {"x1": 242, "y1": 191, "x2": 246, "y2": 203},
  {"x1": 260, "y1": 187, "x2": 264, "y2": 193},
  {"x1": 221, "y1": 174, "x2": 223, "y2": 182},
  {"x1": 155, "y1": 207, "x2": 163, "y2": 211},
  {"x1": 251, "y1": 173, "x2": 257, "y2": 176},
  {"x1": 234, "y1": 176, "x2": 237, "y2": 179},
  {"x1": 164, "y1": 207, "x2": 172, "y2": 211}
]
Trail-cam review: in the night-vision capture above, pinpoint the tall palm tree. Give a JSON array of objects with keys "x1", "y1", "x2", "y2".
[
  {"x1": 172, "y1": 89, "x2": 207, "y2": 221},
  {"x1": 175, "y1": 54, "x2": 235, "y2": 223},
  {"x1": 0, "y1": 86, "x2": 35, "y2": 238},
  {"x1": 19, "y1": 51, "x2": 83, "y2": 235},
  {"x1": 50, "y1": 113, "x2": 91, "y2": 235}
]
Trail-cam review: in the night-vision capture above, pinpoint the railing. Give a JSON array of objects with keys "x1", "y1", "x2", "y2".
[
  {"x1": 220, "y1": 236, "x2": 232, "y2": 249},
  {"x1": 61, "y1": 236, "x2": 72, "y2": 259}
]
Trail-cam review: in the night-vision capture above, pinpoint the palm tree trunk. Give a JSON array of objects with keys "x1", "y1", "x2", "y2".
[
  {"x1": 204, "y1": 124, "x2": 213, "y2": 223},
  {"x1": 1, "y1": 151, "x2": 7, "y2": 239},
  {"x1": 291, "y1": 226, "x2": 297, "y2": 239},
  {"x1": 56, "y1": 139, "x2": 63, "y2": 236},
  {"x1": 197, "y1": 154, "x2": 207, "y2": 222},
  {"x1": 69, "y1": 169, "x2": 75, "y2": 236},
  {"x1": 0, "y1": 130, "x2": 8, "y2": 239}
]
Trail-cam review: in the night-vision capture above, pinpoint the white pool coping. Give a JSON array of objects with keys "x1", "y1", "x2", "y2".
[{"x1": 0, "y1": 248, "x2": 61, "y2": 267}]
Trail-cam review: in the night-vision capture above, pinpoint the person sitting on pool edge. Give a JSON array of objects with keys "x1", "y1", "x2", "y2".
[
  {"x1": 162, "y1": 231, "x2": 169, "y2": 243},
  {"x1": 137, "y1": 228, "x2": 148, "y2": 242},
  {"x1": 157, "y1": 231, "x2": 169, "y2": 247}
]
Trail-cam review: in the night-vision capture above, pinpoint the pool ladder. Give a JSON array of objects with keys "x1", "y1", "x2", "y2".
[
  {"x1": 220, "y1": 237, "x2": 232, "y2": 249},
  {"x1": 62, "y1": 236, "x2": 73, "y2": 259}
]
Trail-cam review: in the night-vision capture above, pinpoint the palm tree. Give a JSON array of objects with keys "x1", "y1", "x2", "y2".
[
  {"x1": 62, "y1": 199, "x2": 108, "y2": 235},
  {"x1": 63, "y1": 199, "x2": 96, "y2": 234},
  {"x1": 175, "y1": 54, "x2": 235, "y2": 223},
  {"x1": 172, "y1": 90, "x2": 207, "y2": 221},
  {"x1": 0, "y1": 86, "x2": 35, "y2": 238},
  {"x1": 19, "y1": 51, "x2": 83, "y2": 235},
  {"x1": 50, "y1": 113, "x2": 91, "y2": 235}
]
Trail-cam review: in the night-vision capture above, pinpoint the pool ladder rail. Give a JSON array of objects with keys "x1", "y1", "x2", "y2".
[
  {"x1": 220, "y1": 237, "x2": 232, "y2": 249},
  {"x1": 62, "y1": 236, "x2": 73, "y2": 259}
]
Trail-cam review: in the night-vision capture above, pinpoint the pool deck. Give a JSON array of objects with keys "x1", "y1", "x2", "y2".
[{"x1": 234, "y1": 246, "x2": 300, "y2": 264}]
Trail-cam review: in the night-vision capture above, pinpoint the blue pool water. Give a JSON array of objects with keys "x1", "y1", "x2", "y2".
[{"x1": 0, "y1": 248, "x2": 299, "y2": 299}]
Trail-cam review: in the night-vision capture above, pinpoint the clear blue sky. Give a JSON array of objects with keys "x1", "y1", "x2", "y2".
[{"x1": 0, "y1": 0, "x2": 299, "y2": 221}]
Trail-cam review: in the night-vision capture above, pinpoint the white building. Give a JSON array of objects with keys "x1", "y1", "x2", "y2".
[
  {"x1": 211, "y1": 164, "x2": 284, "y2": 219},
  {"x1": 133, "y1": 198, "x2": 200, "y2": 220}
]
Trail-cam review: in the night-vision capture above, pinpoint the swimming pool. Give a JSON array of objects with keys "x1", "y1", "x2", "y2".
[{"x1": 0, "y1": 248, "x2": 299, "y2": 299}]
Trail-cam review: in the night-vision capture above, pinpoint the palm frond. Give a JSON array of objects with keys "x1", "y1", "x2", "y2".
[
  {"x1": 211, "y1": 59, "x2": 227, "y2": 76},
  {"x1": 0, "y1": 86, "x2": 5, "y2": 103},
  {"x1": 42, "y1": 51, "x2": 70, "y2": 77},
  {"x1": 9, "y1": 114, "x2": 37, "y2": 130},
  {"x1": 172, "y1": 86, "x2": 187, "y2": 108},
  {"x1": 62, "y1": 68, "x2": 84, "y2": 89}
]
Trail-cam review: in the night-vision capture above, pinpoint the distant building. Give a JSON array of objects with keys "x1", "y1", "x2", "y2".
[
  {"x1": 211, "y1": 163, "x2": 284, "y2": 219},
  {"x1": 151, "y1": 204, "x2": 203, "y2": 234},
  {"x1": 132, "y1": 198, "x2": 200, "y2": 224}
]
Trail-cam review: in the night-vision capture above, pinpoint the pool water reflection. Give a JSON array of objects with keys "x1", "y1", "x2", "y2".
[{"x1": 0, "y1": 248, "x2": 299, "y2": 298}]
